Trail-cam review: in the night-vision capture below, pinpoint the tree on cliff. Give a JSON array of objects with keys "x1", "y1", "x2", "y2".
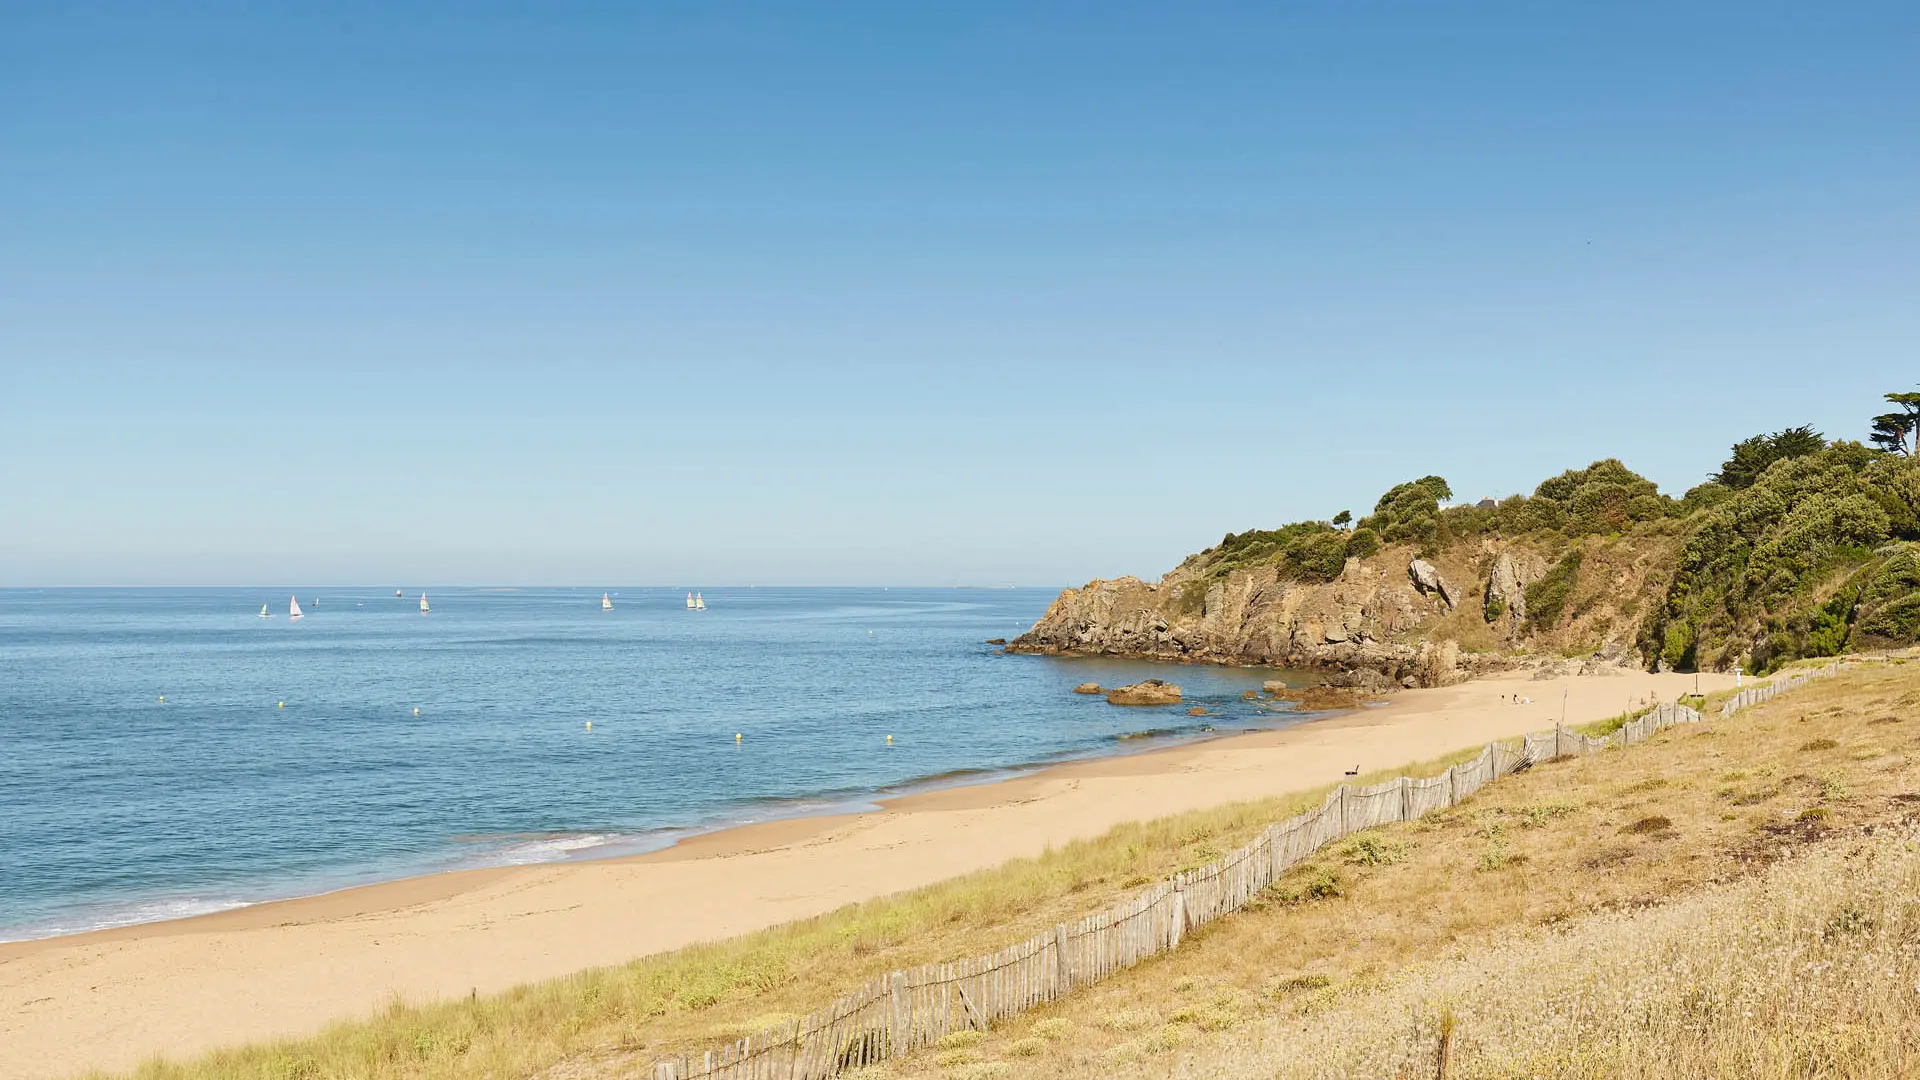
[
  {"x1": 1361, "y1": 476, "x2": 1452, "y2": 552},
  {"x1": 1714, "y1": 425, "x2": 1825, "y2": 489},
  {"x1": 1870, "y1": 391, "x2": 1920, "y2": 455}
]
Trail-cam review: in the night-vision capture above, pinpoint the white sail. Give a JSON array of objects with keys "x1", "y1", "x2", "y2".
[
  {"x1": 686, "y1": 592, "x2": 695, "y2": 609},
  {"x1": 420, "y1": 592, "x2": 430, "y2": 614},
  {"x1": 694, "y1": 592, "x2": 706, "y2": 610},
  {"x1": 602, "y1": 593, "x2": 613, "y2": 610},
  {"x1": 258, "y1": 603, "x2": 271, "y2": 618},
  {"x1": 289, "y1": 596, "x2": 303, "y2": 619}
]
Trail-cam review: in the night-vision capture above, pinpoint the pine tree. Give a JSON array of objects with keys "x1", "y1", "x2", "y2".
[{"x1": 1870, "y1": 391, "x2": 1920, "y2": 455}]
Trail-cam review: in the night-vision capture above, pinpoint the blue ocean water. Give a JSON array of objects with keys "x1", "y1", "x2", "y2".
[{"x1": 0, "y1": 587, "x2": 1318, "y2": 941}]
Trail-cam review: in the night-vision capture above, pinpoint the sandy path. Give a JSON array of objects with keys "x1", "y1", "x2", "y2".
[{"x1": 0, "y1": 669, "x2": 1731, "y2": 1079}]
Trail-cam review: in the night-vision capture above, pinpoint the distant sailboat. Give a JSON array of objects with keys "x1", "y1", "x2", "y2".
[
  {"x1": 395, "y1": 589, "x2": 403, "y2": 597},
  {"x1": 257, "y1": 603, "x2": 272, "y2": 619},
  {"x1": 686, "y1": 592, "x2": 696, "y2": 610},
  {"x1": 694, "y1": 592, "x2": 707, "y2": 610},
  {"x1": 602, "y1": 593, "x2": 613, "y2": 611},
  {"x1": 289, "y1": 596, "x2": 303, "y2": 620},
  {"x1": 419, "y1": 592, "x2": 430, "y2": 614}
]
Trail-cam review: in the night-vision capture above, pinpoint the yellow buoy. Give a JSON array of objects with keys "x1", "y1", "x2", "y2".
[
  {"x1": 585, "y1": 721, "x2": 592, "y2": 732},
  {"x1": 158, "y1": 696, "x2": 165, "y2": 703},
  {"x1": 886, "y1": 734, "x2": 893, "y2": 746},
  {"x1": 735, "y1": 732, "x2": 742, "y2": 744},
  {"x1": 278, "y1": 701, "x2": 285, "y2": 709}
]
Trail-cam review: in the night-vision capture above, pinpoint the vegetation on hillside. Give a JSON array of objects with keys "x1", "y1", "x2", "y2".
[
  {"x1": 1645, "y1": 442, "x2": 1920, "y2": 672},
  {"x1": 1187, "y1": 388, "x2": 1920, "y2": 673}
]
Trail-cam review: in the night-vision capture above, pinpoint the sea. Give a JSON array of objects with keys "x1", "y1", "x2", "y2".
[{"x1": 0, "y1": 587, "x2": 1323, "y2": 943}]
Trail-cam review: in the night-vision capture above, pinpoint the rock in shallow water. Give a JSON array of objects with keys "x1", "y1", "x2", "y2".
[
  {"x1": 1106, "y1": 679, "x2": 1183, "y2": 706},
  {"x1": 1072, "y1": 682, "x2": 1103, "y2": 695}
]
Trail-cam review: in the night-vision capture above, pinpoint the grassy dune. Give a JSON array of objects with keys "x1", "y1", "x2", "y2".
[
  {"x1": 880, "y1": 659, "x2": 1920, "y2": 1079},
  {"x1": 96, "y1": 659, "x2": 1917, "y2": 1080}
]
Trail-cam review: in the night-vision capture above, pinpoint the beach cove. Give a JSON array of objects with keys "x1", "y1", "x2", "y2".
[{"x1": 0, "y1": 667, "x2": 1732, "y2": 1079}]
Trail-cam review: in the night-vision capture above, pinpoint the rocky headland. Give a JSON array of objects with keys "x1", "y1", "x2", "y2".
[
  {"x1": 1012, "y1": 442, "x2": 1920, "y2": 688},
  {"x1": 1010, "y1": 540, "x2": 1658, "y2": 690}
]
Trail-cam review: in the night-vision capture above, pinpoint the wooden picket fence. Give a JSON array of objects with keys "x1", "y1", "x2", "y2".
[{"x1": 653, "y1": 661, "x2": 1848, "y2": 1079}]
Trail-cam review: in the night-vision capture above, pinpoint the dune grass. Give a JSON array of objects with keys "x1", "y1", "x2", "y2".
[{"x1": 868, "y1": 660, "x2": 1920, "y2": 1079}]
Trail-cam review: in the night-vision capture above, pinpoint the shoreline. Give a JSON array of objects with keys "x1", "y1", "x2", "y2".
[
  {"x1": 0, "y1": 697, "x2": 1326, "y2": 949},
  {"x1": 0, "y1": 704, "x2": 1316, "y2": 953},
  {"x1": 0, "y1": 667, "x2": 1733, "y2": 1080}
]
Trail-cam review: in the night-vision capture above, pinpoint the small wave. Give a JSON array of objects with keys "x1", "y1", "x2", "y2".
[
  {"x1": 454, "y1": 832, "x2": 633, "y2": 866},
  {"x1": 1115, "y1": 727, "x2": 1182, "y2": 741},
  {"x1": 0, "y1": 895, "x2": 253, "y2": 943}
]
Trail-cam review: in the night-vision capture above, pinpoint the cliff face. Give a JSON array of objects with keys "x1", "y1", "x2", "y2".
[{"x1": 1011, "y1": 536, "x2": 1677, "y2": 688}]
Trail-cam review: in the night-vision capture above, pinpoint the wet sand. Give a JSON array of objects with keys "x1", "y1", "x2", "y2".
[{"x1": 0, "y1": 668, "x2": 1732, "y2": 1079}]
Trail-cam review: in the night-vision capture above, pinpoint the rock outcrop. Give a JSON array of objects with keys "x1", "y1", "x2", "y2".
[
  {"x1": 1288, "y1": 685, "x2": 1367, "y2": 710},
  {"x1": 1105, "y1": 679, "x2": 1182, "y2": 706},
  {"x1": 1407, "y1": 559, "x2": 1459, "y2": 610},
  {"x1": 1072, "y1": 682, "x2": 1103, "y2": 695},
  {"x1": 1010, "y1": 539, "x2": 1652, "y2": 686},
  {"x1": 1483, "y1": 550, "x2": 1547, "y2": 634},
  {"x1": 1010, "y1": 556, "x2": 1482, "y2": 686}
]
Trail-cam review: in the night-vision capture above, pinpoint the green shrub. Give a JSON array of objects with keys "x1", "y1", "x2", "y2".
[
  {"x1": 1360, "y1": 476, "x2": 1452, "y2": 551},
  {"x1": 1284, "y1": 528, "x2": 1350, "y2": 583},
  {"x1": 1484, "y1": 593, "x2": 1507, "y2": 623},
  {"x1": 1525, "y1": 549, "x2": 1584, "y2": 631},
  {"x1": 1642, "y1": 449, "x2": 1920, "y2": 670}
]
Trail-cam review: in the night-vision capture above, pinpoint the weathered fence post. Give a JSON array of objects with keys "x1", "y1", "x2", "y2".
[
  {"x1": 1052, "y1": 923, "x2": 1072, "y2": 994},
  {"x1": 1338, "y1": 784, "x2": 1349, "y2": 835},
  {"x1": 655, "y1": 1060, "x2": 680, "y2": 1080},
  {"x1": 887, "y1": 971, "x2": 908, "y2": 1059},
  {"x1": 1170, "y1": 886, "x2": 1187, "y2": 949}
]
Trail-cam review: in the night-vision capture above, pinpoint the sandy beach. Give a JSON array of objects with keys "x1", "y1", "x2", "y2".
[{"x1": 0, "y1": 668, "x2": 1732, "y2": 1079}]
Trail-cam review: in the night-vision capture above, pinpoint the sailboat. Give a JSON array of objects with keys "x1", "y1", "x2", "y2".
[
  {"x1": 257, "y1": 603, "x2": 272, "y2": 619},
  {"x1": 419, "y1": 592, "x2": 430, "y2": 615},
  {"x1": 694, "y1": 592, "x2": 707, "y2": 610},
  {"x1": 685, "y1": 592, "x2": 696, "y2": 610},
  {"x1": 289, "y1": 596, "x2": 304, "y2": 621},
  {"x1": 602, "y1": 593, "x2": 613, "y2": 611},
  {"x1": 395, "y1": 589, "x2": 403, "y2": 597}
]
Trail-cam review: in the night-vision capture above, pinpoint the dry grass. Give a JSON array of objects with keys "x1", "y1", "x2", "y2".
[{"x1": 865, "y1": 661, "x2": 1920, "y2": 1079}]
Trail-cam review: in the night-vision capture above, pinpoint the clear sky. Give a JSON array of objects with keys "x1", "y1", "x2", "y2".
[{"x1": 3, "y1": 3, "x2": 1916, "y2": 587}]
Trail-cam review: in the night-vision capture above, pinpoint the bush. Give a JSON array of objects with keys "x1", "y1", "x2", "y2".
[
  {"x1": 1285, "y1": 528, "x2": 1350, "y2": 583},
  {"x1": 1344, "y1": 527, "x2": 1381, "y2": 561},
  {"x1": 1715, "y1": 425, "x2": 1826, "y2": 489},
  {"x1": 1484, "y1": 593, "x2": 1507, "y2": 624},
  {"x1": 1531, "y1": 460, "x2": 1668, "y2": 536},
  {"x1": 1525, "y1": 550, "x2": 1584, "y2": 631},
  {"x1": 1360, "y1": 476, "x2": 1452, "y2": 551},
  {"x1": 1643, "y1": 449, "x2": 1920, "y2": 670}
]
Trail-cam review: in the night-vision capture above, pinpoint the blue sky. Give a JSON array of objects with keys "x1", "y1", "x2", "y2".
[{"x1": 3, "y1": 3, "x2": 1916, "y2": 586}]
